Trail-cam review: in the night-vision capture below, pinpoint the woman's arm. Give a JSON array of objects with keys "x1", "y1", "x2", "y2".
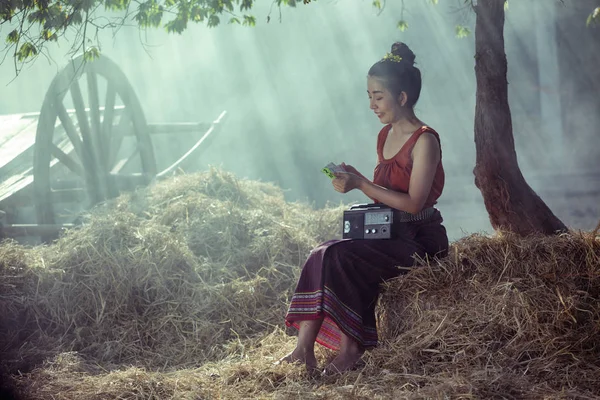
[
  {"x1": 340, "y1": 162, "x2": 368, "y2": 181},
  {"x1": 336, "y1": 133, "x2": 440, "y2": 214}
]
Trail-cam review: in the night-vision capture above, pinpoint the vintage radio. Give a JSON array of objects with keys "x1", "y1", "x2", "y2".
[{"x1": 342, "y1": 203, "x2": 395, "y2": 240}]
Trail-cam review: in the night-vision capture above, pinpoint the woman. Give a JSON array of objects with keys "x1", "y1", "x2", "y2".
[{"x1": 280, "y1": 42, "x2": 449, "y2": 374}]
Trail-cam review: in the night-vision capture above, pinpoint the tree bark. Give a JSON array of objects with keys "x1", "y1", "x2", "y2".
[{"x1": 473, "y1": 0, "x2": 568, "y2": 236}]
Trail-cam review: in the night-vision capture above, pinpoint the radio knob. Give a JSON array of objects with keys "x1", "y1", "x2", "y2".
[
  {"x1": 372, "y1": 229, "x2": 377, "y2": 233},
  {"x1": 384, "y1": 215, "x2": 389, "y2": 221},
  {"x1": 365, "y1": 229, "x2": 370, "y2": 234}
]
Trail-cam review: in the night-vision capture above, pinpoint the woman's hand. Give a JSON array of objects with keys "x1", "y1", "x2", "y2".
[
  {"x1": 332, "y1": 171, "x2": 363, "y2": 193},
  {"x1": 340, "y1": 162, "x2": 361, "y2": 176}
]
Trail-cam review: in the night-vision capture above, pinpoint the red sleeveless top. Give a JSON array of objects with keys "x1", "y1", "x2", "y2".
[{"x1": 372, "y1": 124, "x2": 445, "y2": 209}]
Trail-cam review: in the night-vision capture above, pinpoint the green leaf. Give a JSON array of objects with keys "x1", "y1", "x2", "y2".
[
  {"x1": 430, "y1": 0, "x2": 438, "y2": 4},
  {"x1": 41, "y1": 29, "x2": 54, "y2": 40},
  {"x1": 229, "y1": 17, "x2": 240, "y2": 24},
  {"x1": 165, "y1": 17, "x2": 187, "y2": 33},
  {"x1": 278, "y1": 0, "x2": 297, "y2": 7},
  {"x1": 6, "y1": 29, "x2": 19, "y2": 44},
  {"x1": 504, "y1": 0, "x2": 509, "y2": 11},
  {"x1": 396, "y1": 20, "x2": 408, "y2": 32},
  {"x1": 68, "y1": 11, "x2": 83, "y2": 25},
  {"x1": 455, "y1": 25, "x2": 471, "y2": 38},
  {"x1": 190, "y1": 6, "x2": 205, "y2": 22},
  {"x1": 207, "y1": 14, "x2": 220, "y2": 27},
  {"x1": 240, "y1": 0, "x2": 253, "y2": 11},
  {"x1": 242, "y1": 14, "x2": 255, "y2": 26},
  {"x1": 372, "y1": 0, "x2": 381, "y2": 10},
  {"x1": 83, "y1": 46, "x2": 100, "y2": 61},
  {"x1": 104, "y1": 0, "x2": 129, "y2": 10},
  {"x1": 586, "y1": 7, "x2": 599, "y2": 26},
  {"x1": 16, "y1": 42, "x2": 38, "y2": 61},
  {"x1": 80, "y1": 0, "x2": 95, "y2": 12},
  {"x1": 134, "y1": 0, "x2": 165, "y2": 28}
]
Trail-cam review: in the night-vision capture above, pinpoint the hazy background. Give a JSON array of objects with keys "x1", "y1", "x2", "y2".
[{"x1": 1, "y1": 0, "x2": 599, "y2": 241}]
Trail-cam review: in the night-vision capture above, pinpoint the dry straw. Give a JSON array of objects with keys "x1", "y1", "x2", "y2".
[
  {"x1": 1, "y1": 168, "x2": 341, "y2": 372},
  {"x1": 375, "y1": 231, "x2": 600, "y2": 398},
  {"x1": 1, "y1": 167, "x2": 599, "y2": 399}
]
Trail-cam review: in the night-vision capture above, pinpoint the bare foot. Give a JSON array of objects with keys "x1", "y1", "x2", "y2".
[
  {"x1": 322, "y1": 348, "x2": 365, "y2": 376},
  {"x1": 275, "y1": 348, "x2": 317, "y2": 371}
]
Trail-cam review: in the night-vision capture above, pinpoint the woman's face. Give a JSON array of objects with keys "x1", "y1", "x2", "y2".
[{"x1": 367, "y1": 76, "x2": 404, "y2": 125}]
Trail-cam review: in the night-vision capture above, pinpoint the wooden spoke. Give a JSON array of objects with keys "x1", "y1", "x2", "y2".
[
  {"x1": 102, "y1": 82, "x2": 117, "y2": 157},
  {"x1": 55, "y1": 101, "x2": 83, "y2": 161},
  {"x1": 51, "y1": 144, "x2": 84, "y2": 177},
  {"x1": 108, "y1": 108, "x2": 129, "y2": 169},
  {"x1": 111, "y1": 146, "x2": 140, "y2": 174},
  {"x1": 69, "y1": 79, "x2": 95, "y2": 165},
  {"x1": 34, "y1": 54, "x2": 156, "y2": 231},
  {"x1": 86, "y1": 66, "x2": 104, "y2": 171}
]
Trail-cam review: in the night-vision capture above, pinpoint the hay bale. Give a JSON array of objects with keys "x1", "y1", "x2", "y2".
[
  {"x1": 109, "y1": 167, "x2": 342, "y2": 280},
  {"x1": 11, "y1": 331, "x2": 332, "y2": 400},
  {"x1": 5, "y1": 212, "x2": 600, "y2": 399},
  {"x1": 0, "y1": 240, "x2": 32, "y2": 336},
  {"x1": 0, "y1": 168, "x2": 343, "y2": 373},
  {"x1": 0, "y1": 240, "x2": 61, "y2": 372},
  {"x1": 22, "y1": 211, "x2": 213, "y2": 368},
  {"x1": 375, "y1": 231, "x2": 600, "y2": 397},
  {"x1": 10, "y1": 167, "x2": 599, "y2": 398}
]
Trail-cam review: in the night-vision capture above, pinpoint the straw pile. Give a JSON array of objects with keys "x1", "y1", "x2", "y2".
[
  {"x1": 0, "y1": 167, "x2": 342, "y2": 372},
  {"x1": 374, "y1": 231, "x2": 600, "y2": 398},
  {"x1": 1, "y1": 167, "x2": 599, "y2": 399}
]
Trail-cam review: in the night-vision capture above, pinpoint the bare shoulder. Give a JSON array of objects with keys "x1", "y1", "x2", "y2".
[{"x1": 414, "y1": 132, "x2": 440, "y2": 153}]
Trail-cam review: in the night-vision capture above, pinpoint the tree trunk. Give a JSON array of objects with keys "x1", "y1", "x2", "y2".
[{"x1": 473, "y1": 0, "x2": 568, "y2": 236}]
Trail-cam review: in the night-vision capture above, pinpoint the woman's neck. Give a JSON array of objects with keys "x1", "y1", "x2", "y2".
[{"x1": 390, "y1": 109, "x2": 424, "y2": 136}]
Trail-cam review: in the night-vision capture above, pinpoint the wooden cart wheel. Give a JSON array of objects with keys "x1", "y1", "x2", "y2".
[{"x1": 33, "y1": 54, "x2": 157, "y2": 226}]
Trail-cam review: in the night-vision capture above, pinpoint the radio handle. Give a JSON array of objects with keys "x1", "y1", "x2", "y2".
[{"x1": 349, "y1": 203, "x2": 388, "y2": 210}]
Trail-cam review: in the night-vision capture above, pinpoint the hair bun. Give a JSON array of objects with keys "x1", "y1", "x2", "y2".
[{"x1": 391, "y1": 42, "x2": 416, "y2": 66}]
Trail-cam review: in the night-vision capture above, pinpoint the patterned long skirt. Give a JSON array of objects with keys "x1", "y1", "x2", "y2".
[{"x1": 285, "y1": 210, "x2": 448, "y2": 350}]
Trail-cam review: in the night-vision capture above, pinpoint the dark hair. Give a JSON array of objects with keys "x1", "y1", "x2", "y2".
[{"x1": 368, "y1": 42, "x2": 422, "y2": 108}]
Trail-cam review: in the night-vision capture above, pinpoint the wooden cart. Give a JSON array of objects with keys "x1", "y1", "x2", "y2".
[{"x1": 0, "y1": 54, "x2": 227, "y2": 242}]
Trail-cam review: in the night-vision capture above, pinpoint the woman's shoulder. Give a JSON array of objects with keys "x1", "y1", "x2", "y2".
[
  {"x1": 415, "y1": 125, "x2": 441, "y2": 144},
  {"x1": 410, "y1": 126, "x2": 443, "y2": 159}
]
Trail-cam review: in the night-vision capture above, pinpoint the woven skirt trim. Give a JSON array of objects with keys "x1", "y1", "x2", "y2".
[{"x1": 285, "y1": 286, "x2": 378, "y2": 350}]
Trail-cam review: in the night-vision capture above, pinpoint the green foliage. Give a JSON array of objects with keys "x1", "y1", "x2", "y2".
[
  {"x1": 83, "y1": 46, "x2": 100, "y2": 61},
  {"x1": 277, "y1": 0, "x2": 298, "y2": 7},
  {"x1": 1, "y1": 0, "x2": 596, "y2": 68},
  {"x1": 243, "y1": 15, "x2": 256, "y2": 26},
  {"x1": 208, "y1": 14, "x2": 220, "y2": 28},
  {"x1": 6, "y1": 30, "x2": 20, "y2": 44},
  {"x1": 16, "y1": 42, "x2": 38, "y2": 61},
  {"x1": 587, "y1": 7, "x2": 599, "y2": 26},
  {"x1": 104, "y1": 0, "x2": 129, "y2": 11},
  {"x1": 403, "y1": 0, "x2": 509, "y2": 39},
  {"x1": 455, "y1": 25, "x2": 470, "y2": 39},
  {"x1": 135, "y1": 0, "x2": 164, "y2": 29},
  {"x1": 1, "y1": 0, "x2": 302, "y2": 65}
]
